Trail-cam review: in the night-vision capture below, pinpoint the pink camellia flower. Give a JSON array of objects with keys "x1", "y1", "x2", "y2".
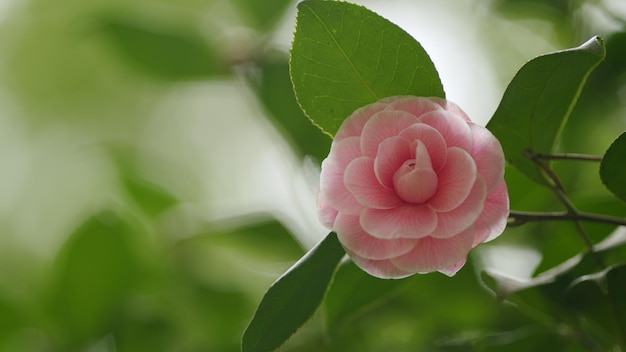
[{"x1": 318, "y1": 96, "x2": 509, "y2": 279}]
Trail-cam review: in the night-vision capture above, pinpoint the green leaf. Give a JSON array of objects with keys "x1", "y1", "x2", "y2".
[
  {"x1": 487, "y1": 36, "x2": 605, "y2": 184},
  {"x1": 253, "y1": 57, "x2": 331, "y2": 161},
  {"x1": 565, "y1": 264, "x2": 626, "y2": 349},
  {"x1": 100, "y1": 16, "x2": 227, "y2": 81},
  {"x1": 600, "y1": 131, "x2": 626, "y2": 202},
  {"x1": 242, "y1": 232, "x2": 345, "y2": 352},
  {"x1": 49, "y1": 210, "x2": 143, "y2": 347},
  {"x1": 290, "y1": 0, "x2": 444, "y2": 136},
  {"x1": 323, "y1": 260, "x2": 408, "y2": 333}
]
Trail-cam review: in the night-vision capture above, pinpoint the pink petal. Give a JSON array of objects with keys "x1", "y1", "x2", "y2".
[
  {"x1": 360, "y1": 204, "x2": 437, "y2": 239},
  {"x1": 428, "y1": 147, "x2": 477, "y2": 212},
  {"x1": 344, "y1": 157, "x2": 403, "y2": 209},
  {"x1": 391, "y1": 226, "x2": 475, "y2": 273},
  {"x1": 440, "y1": 99, "x2": 471, "y2": 122},
  {"x1": 335, "y1": 102, "x2": 390, "y2": 142},
  {"x1": 385, "y1": 96, "x2": 443, "y2": 117},
  {"x1": 374, "y1": 136, "x2": 413, "y2": 189},
  {"x1": 319, "y1": 136, "x2": 364, "y2": 215},
  {"x1": 317, "y1": 191, "x2": 338, "y2": 229},
  {"x1": 335, "y1": 213, "x2": 418, "y2": 260},
  {"x1": 429, "y1": 176, "x2": 487, "y2": 238},
  {"x1": 438, "y1": 257, "x2": 467, "y2": 276},
  {"x1": 393, "y1": 141, "x2": 438, "y2": 204},
  {"x1": 398, "y1": 123, "x2": 448, "y2": 172},
  {"x1": 472, "y1": 180, "x2": 509, "y2": 246},
  {"x1": 469, "y1": 123, "x2": 505, "y2": 192},
  {"x1": 347, "y1": 250, "x2": 414, "y2": 279},
  {"x1": 419, "y1": 110, "x2": 473, "y2": 152},
  {"x1": 360, "y1": 110, "x2": 420, "y2": 157}
]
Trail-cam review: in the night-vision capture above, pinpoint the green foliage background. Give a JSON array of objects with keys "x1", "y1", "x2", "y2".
[{"x1": 0, "y1": 0, "x2": 625, "y2": 351}]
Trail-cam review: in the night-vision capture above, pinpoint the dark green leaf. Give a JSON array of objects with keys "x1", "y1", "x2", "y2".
[
  {"x1": 232, "y1": 0, "x2": 293, "y2": 31},
  {"x1": 49, "y1": 210, "x2": 143, "y2": 347},
  {"x1": 323, "y1": 260, "x2": 407, "y2": 333},
  {"x1": 253, "y1": 57, "x2": 330, "y2": 161},
  {"x1": 565, "y1": 264, "x2": 626, "y2": 350},
  {"x1": 600, "y1": 131, "x2": 626, "y2": 202},
  {"x1": 242, "y1": 232, "x2": 345, "y2": 352},
  {"x1": 290, "y1": 0, "x2": 444, "y2": 136},
  {"x1": 487, "y1": 36, "x2": 605, "y2": 184},
  {"x1": 100, "y1": 16, "x2": 227, "y2": 81}
]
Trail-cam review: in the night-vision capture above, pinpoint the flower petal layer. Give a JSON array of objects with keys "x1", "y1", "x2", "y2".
[
  {"x1": 472, "y1": 180, "x2": 509, "y2": 246},
  {"x1": 391, "y1": 226, "x2": 475, "y2": 273},
  {"x1": 335, "y1": 213, "x2": 417, "y2": 260},
  {"x1": 319, "y1": 136, "x2": 363, "y2": 215},
  {"x1": 360, "y1": 204, "x2": 437, "y2": 239},
  {"x1": 374, "y1": 136, "x2": 413, "y2": 189},
  {"x1": 428, "y1": 147, "x2": 477, "y2": 212},
  {"x1": 360, "y1": 110, "x2": 420, "y2": 157},
  {"x1": 344, "y1": 157, "x2": 402, "y2": 209}
]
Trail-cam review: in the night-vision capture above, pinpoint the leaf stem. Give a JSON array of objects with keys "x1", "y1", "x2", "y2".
[
  {"x1": 524, "y1": 149, "x2": 606, "y2": 269},
  {"x1": 508, "y1": 210, "x2": 626, "y2": 227},
  {"x1": 533, "y1": 152, "x2": 603, "y2": 162}
]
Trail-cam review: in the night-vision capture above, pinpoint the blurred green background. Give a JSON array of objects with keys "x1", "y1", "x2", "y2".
[{"x1": 0, "y1": 0, "x2": 625, "y2": 350}]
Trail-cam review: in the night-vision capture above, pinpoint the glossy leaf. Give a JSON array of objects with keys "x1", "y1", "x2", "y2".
[
  {"x1": 600, "y1": 131, "x2": 626, "y2": 202},
  {"x1": 290, "y1": 0, "x2": 444, "y2": 136},
  {"x1": 100, "y1": 16, "x2": 227, "y2": 81},
  {"x1": 242, "y1": 232, "x2": 345, "y2": 352},
  {"x1": 487, "y1": 36, "x2": 605, "y2": 184}
]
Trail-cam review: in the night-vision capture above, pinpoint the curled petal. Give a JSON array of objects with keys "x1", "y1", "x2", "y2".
[
  {"x1": 320, "y1": 136, "x2": 363, "y2": 215},
  {"x1": 419, "y1": 111, "x2": 472, "y2": 152},
  {"x1": 348, "y1": 250, "x2": 414, "y2": 279},
  {"x1": 335, "y1": 102, "x2": 390, "y2": 142},
  {"x1": 317, "y1": 192, "x2": 338, "y2": 229},
  {"x1": 438, "y1": 257, "x2": 467, "y2": 277},
  {"x1": 335, "y1": 213, "x2": 418, "y2": 260},
  {"x1": 393, "y1": 141, "x2": 438, "y2": 204},
  {"x1": 360, "y1": 110, "x2": 420, "y2": 157},
  {"x1": 374, "y1": 137, "x2": 413, "y2": 189},
  {"x1": 469, "y1": 123, "x2": 505, "y2": 192},
  {"x1": 440, "y1": 99, "x2": 471, "y2": 122},
  {"x1": 429, "y1": 176, "x2": 487, "y2": 238},
  {"x1": 360, "y1": 204, "x2": 437, "y2": 239},
  {"x1": 345, "y1": 157, "x2": 402, "y2": 209},
  {"x1": 391, "y1": 226, "x2": 474, "y2": 274},
  {"x1": 472, "y1": 180, "x2": 509, "y2": 246},
  {"x1": 398, "y1": 123, "x2": 448, "y2": 171},
  {"x1": 385, "y1": 96, "x2": 444, "y2": 117},
  {"x1": 428, "y1": 147, "x2": 477, "y2": 212}
]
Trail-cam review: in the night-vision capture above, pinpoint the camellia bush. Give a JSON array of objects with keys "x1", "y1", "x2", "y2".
[{"x1": 243, "y1": 1, "x2": 626, "y2": 351}]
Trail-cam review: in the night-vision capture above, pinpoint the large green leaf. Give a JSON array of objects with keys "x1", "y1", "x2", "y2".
[
  {"x1": 487, "y1": 36, "x2": 605, "y2": 185},
  {"x1": 242, "y1": 232, "x2": 345, "y2": 352},
  {"x1": 600, "y1": 131, "x2": 626, "y2": 202},
  {"x1": 290, "y1": 0, "x2": 444, "y2": 136}
]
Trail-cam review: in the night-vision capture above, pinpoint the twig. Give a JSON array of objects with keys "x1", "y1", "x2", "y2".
[
  {"x1": 533, "y1": 153, "x2": 603, "y2": 162},
  {"x1": 524, "y1": 149, "x2": 606, "y2": 269},
  {"x1": 508, "y1": 210, "x2": 626, "y2": 227}
]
